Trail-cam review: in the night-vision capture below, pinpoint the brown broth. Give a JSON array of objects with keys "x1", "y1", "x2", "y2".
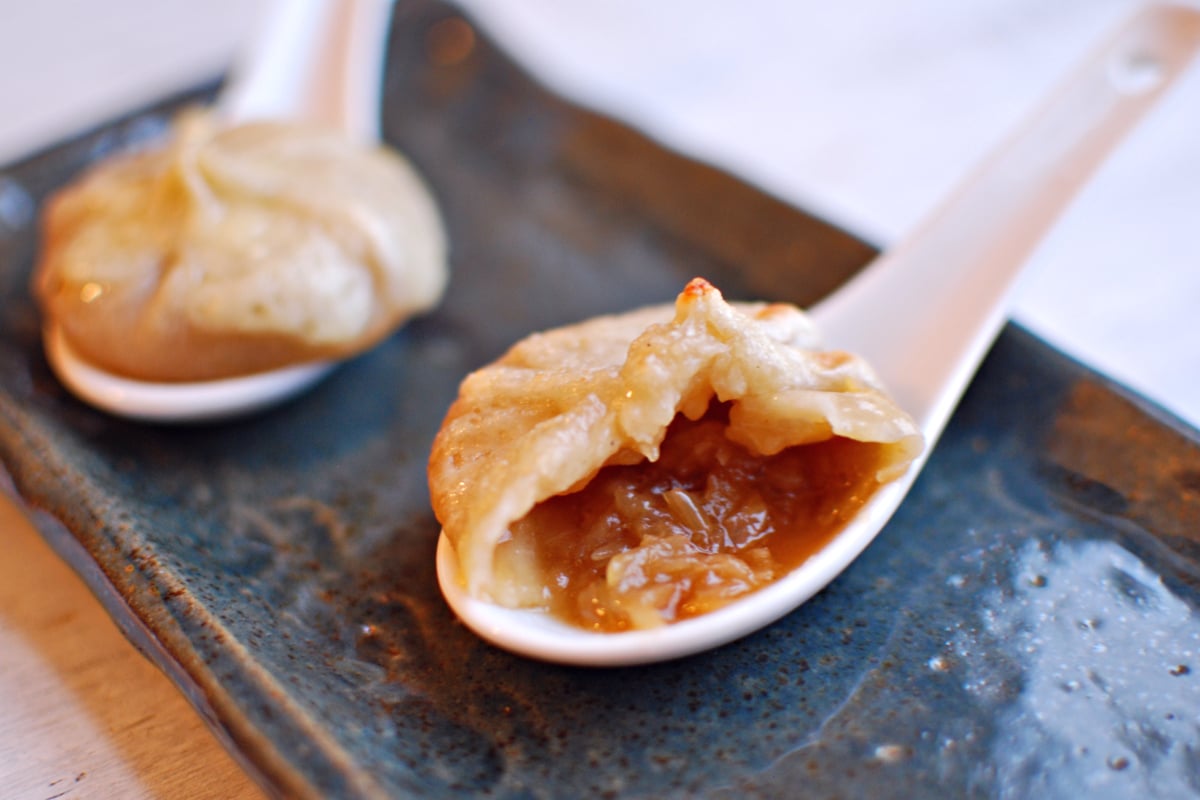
[{"x1": 507, "y1": 404, "x2": 883, "y2": 631}]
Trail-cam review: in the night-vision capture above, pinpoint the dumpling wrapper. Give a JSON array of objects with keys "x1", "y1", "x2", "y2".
[
  {"x1": 33, "y1": 110, "x2": 447, "y2": 381},
  {"x1": 429, "y1": 278, "x2": 924, "y2": 610}
]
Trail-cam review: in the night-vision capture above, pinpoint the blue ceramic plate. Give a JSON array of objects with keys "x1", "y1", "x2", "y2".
[{"x1": 2, "y1": 2, "x2": 1199, "y2": 797}]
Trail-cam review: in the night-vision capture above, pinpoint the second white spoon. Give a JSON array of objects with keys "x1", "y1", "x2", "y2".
[
  {"x1": 437, "y1": 4, "x2": 1200, "y2": 666},
  {"x1": 44, "y1": 0, "x2": 396, "y2": 423}
]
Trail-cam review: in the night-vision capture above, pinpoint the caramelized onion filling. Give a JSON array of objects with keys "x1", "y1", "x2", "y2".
[{"x1": 501, "y1": 403, "x2": 883, "y2": 631}]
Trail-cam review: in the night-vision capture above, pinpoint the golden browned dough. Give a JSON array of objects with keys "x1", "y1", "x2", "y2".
[
  {"x1": 428, "y1": 278, "x2": 923, "y2": 627},
  {"x1": 33, "y1": 110, "x2": 447, "y2": 381}
]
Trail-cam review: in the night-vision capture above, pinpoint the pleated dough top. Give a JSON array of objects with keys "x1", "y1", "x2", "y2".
[{"x1": 34, "y1": 110, "x2": 447, "y2": 381}]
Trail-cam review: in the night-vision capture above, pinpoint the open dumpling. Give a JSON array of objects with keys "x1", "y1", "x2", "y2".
[{"x1": 428, "y1": 278, "x2": 923, "y2": 631}]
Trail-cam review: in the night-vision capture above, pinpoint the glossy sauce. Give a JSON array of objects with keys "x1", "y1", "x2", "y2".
[{"x1": 506, "y1": 404, "x2": 882, "y2": 631}]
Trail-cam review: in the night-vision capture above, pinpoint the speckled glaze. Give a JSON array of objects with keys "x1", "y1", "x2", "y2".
[{"x1": 2, "y1": 2, "x2": 1200, "y2": 798}]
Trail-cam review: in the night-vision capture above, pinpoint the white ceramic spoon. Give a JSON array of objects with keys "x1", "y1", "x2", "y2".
[
  {"x1": 437, "y1": 4, "x2": 1200, "y2": 666},
  {"x1": 44, "y1": 0, "x2": 396, "y2": 423}
]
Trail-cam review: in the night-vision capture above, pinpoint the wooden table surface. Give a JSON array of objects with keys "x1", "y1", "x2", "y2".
[{"x1": 0, "y1": 496, "x2": 265, "y2": 799}]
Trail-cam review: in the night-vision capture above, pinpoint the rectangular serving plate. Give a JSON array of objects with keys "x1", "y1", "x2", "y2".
[{"x1": 2, "y1": 2, "x2": 1200, "y2": 797}]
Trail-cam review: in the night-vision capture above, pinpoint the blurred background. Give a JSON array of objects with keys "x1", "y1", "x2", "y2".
[
  {"x1": 2, "y1": 0, "x2": 1194, "y2": 428},
  {"x1": 0, "y1": 0, "x2": 1196, "y2": 796}
]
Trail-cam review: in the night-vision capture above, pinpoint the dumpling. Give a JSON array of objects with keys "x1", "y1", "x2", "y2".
[
  {"x1": 428, "y1": 278, "x2": 923, "y2": 631},
  {"x1": 33, "y1": 109, "x2": 447, "y2": 381}
]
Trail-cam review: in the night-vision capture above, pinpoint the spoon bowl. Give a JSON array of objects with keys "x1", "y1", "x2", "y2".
[
  {"x1": 437, "y1": 474, "x2": 917, "y2": 667},
  {"x1": 44, "y1": 323, "x2": 335, "y2": 424},
  {"x1": 437, "y1": 4, "x2": 1200, "y2": 666},
  {"x1": 44, "y1": 0, "x2": 396, "y2": 422}
]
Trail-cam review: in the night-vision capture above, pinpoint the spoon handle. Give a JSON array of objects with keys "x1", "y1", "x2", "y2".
[
  {"x1": 810, "y1": 4, "x2": 1200, "y2": 445},
  {"x1": 219, "y1": 0, "x2": 396, "y2": 141}
]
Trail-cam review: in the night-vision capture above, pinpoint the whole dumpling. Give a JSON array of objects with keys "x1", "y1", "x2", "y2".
[
  {"x1": 33, "y1": 110, "x2": 447, "y2": 381},
  {"x1": 429, "y1": 278, "x2": 924, "y2": 631}
]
